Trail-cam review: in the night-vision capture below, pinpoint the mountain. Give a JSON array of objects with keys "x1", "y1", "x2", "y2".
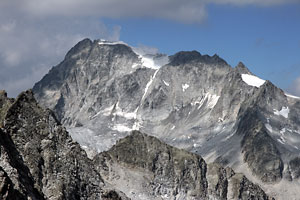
[
  {"x1": 33, "y1": 39, "x2": 300, "y2": 199},
  {"x1": 0, "y1": 89, "x2": 271, "y2": 199},
  {"x1": 0, "y1": 90, "x2": 128, "y2": 199},
  {"x1": 95, "y1": 131, "x2": 273, "y2": 200}
]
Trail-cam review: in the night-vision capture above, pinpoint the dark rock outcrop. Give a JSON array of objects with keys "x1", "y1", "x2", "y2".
[
  {"x1": 0, "y1": 90, "x2": 128, "y2": 199},
  {"x1": 94, "y1": 131, "x2": 273, "y2": 200}
]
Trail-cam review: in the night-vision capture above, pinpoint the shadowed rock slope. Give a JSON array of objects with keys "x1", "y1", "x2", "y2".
[
  {"x1": 94, "y1": 131, "x2": 273, "y2": 200},
  {"x1": 0, "y1": 90, "x2": 128, "y2": 200}
]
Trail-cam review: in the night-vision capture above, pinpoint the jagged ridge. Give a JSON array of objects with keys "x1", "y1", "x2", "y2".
[{"x1": 32, "y1": 39, "x2": 300, "y2": 199}]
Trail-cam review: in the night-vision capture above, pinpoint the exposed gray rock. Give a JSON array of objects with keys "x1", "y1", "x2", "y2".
[
  {"x1": 288, "y1": 157, "x2": 300, "y2": 179},
  {"x1": 94, "y1": 131, "x2": 273, "y2": 200},
  {"x1": 0, "y1": 90, "x2": 130, "y2": 200},
  {"x1": 32, "y1": 39, "x2": 300, "y2": 199},
  {"x1": 237, "y1": 107, "x2": 283, "y2": 182}
]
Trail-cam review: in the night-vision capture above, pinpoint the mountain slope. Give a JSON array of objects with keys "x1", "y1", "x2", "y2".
[
  {"x1": 0, "y1": 89, "x2": 272, "y2": 199},
  {"x1": 0, "y1": 90, "x2": 128, "y2": 200},
  {"x1": 33, "y1": 39, "x2": 300, "y2": 199},
  {"x1": 94, "y1": 131, "x2": 273, "y2": 200}
]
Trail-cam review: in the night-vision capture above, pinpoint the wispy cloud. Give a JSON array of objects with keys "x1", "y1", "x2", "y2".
[
  {"x1": 209, "y1": 0, "x2": 300, "y2": 6},
  {"x1": 288, "y1": 76, "x2": 300, "y2": 96},
  {"x1": 0, "y1": 16, "x2": 121, "y2": 97}
]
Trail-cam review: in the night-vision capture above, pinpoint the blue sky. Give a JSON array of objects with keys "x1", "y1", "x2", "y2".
[
  {"x1": 0, "y1": 0, "x2": 300, "y2": 96},
  {"x1": 104, "y1": 4, "x2": 300, "y2": 92}
]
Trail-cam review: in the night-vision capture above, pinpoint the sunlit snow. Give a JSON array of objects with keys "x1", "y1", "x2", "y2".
[
  {"x1": 265, "y1": 123, "x2": 273, "y2": 133},
  {"x1": 98, "y1": 40, "x2": 128, "y2": 46},
  {"x1": 141, "y1": 69, "x2": 159, "y2": 101},
  {"x1": 182, "y1": 84, "x2": 189, "y2": 92},
  {"x1": 112, "y1": 124, "x2": 133, "y2": 132},
  {"x1": 241, "y1": 74, "x2": 265, "y2": 87},
  {"x1": 171, "y1": 125, "x2": 176, "y2": 130},
  {"x1": 98, "y1": 39, "x2": 169, "y2": 69},
  {"x1": 163, "y1": 80, "x2": 170, "y2": 86},
  {"x1": 274, "y1": 107, "x2": 289, "y2": 118},
  {"x1": 191, "y1": 93, "x2": 220, "y2": 109},
  {"x1": 285, "y1": 93, "x2": 300, "y2": 99}
]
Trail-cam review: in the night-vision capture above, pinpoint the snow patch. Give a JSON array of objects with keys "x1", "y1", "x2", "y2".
[
  {"x1": 44, "y1": 90, "x2": 61, "y2": 101},
  {"x1": 191, "y1": 93, "x2": 220, "y2": 109},
  {"x1": 182, "y1": 84, "x2": 189, "y2": 92},
  {"x1": 265, "y1": 124, "x2": 273, "y2": 133},
  {"x1": 163, "y1": 80, "x2": 170, "y2": 86},
  {"x1": 141, "y1": 69, "x2": 159, "y2": 101},
  {"x1": 94, "y1": 102, "x2": 137, "y2": 120},
  {"x1": 112, "y1": 124, "x2": 133, "y2": 132},
  {"x1": 280, "y1": 128, "x2": 286, "y2": 134},
  {"x1": 285, "y1": 93, "x2": 300, "y2": 99},
  {"x1": 207, "y1": 94, "x2": 220, "y2": 109},
  {"x1": 277, "y1": 139, "x2": 285, "y2": 144},
  {"x1": 99, "y1": 40, "x2": 169, "y2": 69},
  {"x1": 241, "y1": 74, "x2": 265, "y2": 87},
  {"x1": 114, "y1": 102, "x2": 137, "y2": 120},
  {"x1": 98, "y1": 40, "x2": 128, "y2": 46},
  {"x1": 224, "y1": 132, "x2": 235, "y2": 141},
  {"x1": 132, "y1": 47, "x2": 169, "y2": 69},
  {"x1": 92, "y1": 105, "x2": 114, "y2": 118},
  {"x1": 139, "y1": 56, "x2": 160, "y2": 69},
  {"x1": 132, "y1": 63, "x2": 139, "y2": 68},
  {"x1": 171, "y1": 125, "x2": 176, "y2": 130},
  {"x1": 274, "y1": 107, "x2": 289, "y2": 118}
]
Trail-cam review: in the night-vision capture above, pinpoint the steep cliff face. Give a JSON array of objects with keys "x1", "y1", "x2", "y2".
[
  {"x1": 94, "y1": 131, "x2": 273, "y2": 200},
  {"x1": 0, "y1": 89, "x2": 272, "y2": 199},
  {"x1": 0, "y1": 90, "x2": 128, "y2": 200},
  {"x1": 33, "y1": 39, "x2": 300, "y2": 199}
]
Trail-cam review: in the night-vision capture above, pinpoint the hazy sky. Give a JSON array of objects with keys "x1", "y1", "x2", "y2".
[{"x1": 1, "y1": 0, "x2": 300, "y2": 97}]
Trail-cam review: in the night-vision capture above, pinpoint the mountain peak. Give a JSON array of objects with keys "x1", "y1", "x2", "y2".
[
  {"x1": 235, "y1": 61, "x2": 252, "y2": 74},
  {"x1": 169, "y1": 50, "x2": 227, "y2": 66},
  {"x1": 65, "y1": 38, "x2": 93, "y2": 59},
  {"x1": 0, "y1": 90, "x2": 7, "y2": 98}
]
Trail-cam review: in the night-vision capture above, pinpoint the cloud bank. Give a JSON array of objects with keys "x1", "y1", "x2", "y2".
[{"x1": 1, "y1": 0, "x2": 300, "y2": 96}]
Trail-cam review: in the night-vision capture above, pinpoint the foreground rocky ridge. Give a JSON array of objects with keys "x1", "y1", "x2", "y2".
[
  {"x1": 95, "y1": 131, "x2": 273, "y2": 200},
  {"x1": 0, "y1": 89, "x2": 272, "y2": 199},
  {"x1": 0, "y1": 90, "x2": 128, "y2": 199},
  {"x1": 33, "y1": 39, "x2": 300, "y2": 199}
]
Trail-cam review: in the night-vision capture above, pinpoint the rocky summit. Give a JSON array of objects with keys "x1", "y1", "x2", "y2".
[
  {"x1": 0, "y1": 90, "x2": 272, "y2": 199},
  {"x1": 0, "y1": 90, "x2": 128, "y2": 200},
  {"x1": 32, "y1": 39, "x2": 300, "y2": 199}
]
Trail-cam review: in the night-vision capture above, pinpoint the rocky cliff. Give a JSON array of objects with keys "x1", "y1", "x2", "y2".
[
  {"x1": 95, "y1": 131, "x2": 273, "y2": 200},
  {"x1": 0, "y1": 89, "x2": 272, "y2": 199},
  {"x1": 0, "y1": 90, "x2": 128, "y2": 199},
  {"x1": 33, "y1": 39, "x2": 300, "y2": 199}
]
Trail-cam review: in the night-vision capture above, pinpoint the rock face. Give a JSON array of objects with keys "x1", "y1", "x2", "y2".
[
  {"x1": 0, "y1": 90, "x2": 128, "y2": 200},
  {"x1": 0, "y1": 89, "x2": 272, "y2": 199},
  {"x1": 33, "y1": 39, "x2": 300, "y2": 199},
  {"x1": 94, "y1": 131, "x2": 273, "y2": 200}
]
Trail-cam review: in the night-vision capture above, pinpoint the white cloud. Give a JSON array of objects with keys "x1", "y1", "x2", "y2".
[
  {"x1": 0, "y1": 65, "x2": 49, "y2": 98},
  {"x1": 1, "y1": 0, "x2": 208, "y2": 24},
  {"x1": 2, "y1": 0, "x2": 298, "y2": 24},
  {"x1": 0, "y1": 16, "x2": 121, "y2": 97},
  {"x1": 208, "y1": 0, "x2": 300, "y2": 6},
  {"x1": 133, "y1": 45, "x2": 160, "y2": 56},
  {"x1": 288, "y1": 77, "x2": 300, "y2": 96},
  {"x1": 0, "y1": 0, "x2": 299, "y2": 97}
]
